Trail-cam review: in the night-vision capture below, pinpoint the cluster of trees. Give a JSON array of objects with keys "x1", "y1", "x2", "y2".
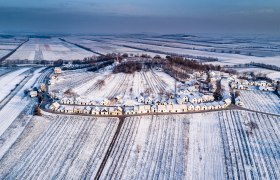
[
  {"x1": 213, "y1": 81, "x2": 222, "y2": 100},
  {"x1": 87, "y1": 60, "x2": 114, "y2": 72},
  {"x1": 113, "y1": 61, "x2": 142, "y2": 74},
  {"x1": 165, "y1": 56, "x2": 221, "y2": 71},
  {"x1": 239, "y1": 71, "x2": 273, "y2": 83},
  {"x1": 158, "y1": 56, "x2": 221, "y2": 82}
]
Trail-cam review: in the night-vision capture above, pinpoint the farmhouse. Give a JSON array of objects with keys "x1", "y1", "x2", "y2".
[
  {"x1": 109, "y1": 107, "x2": 122, "y2": 115},
  {"x1": 200, "y1": 103, "x2": 208, "y2": 110},
  {"x1": 151, "y1": 105, "x2": 157, "y2": 113},
  {"x1": 136, "y1": 96, "x2": 144, "y2": 103},
  {"x1": 186, "y1": 103, "x2": 195, "y2": 111},
  {"x1": 49, "y1": 102, "x2": 60, "y2": 111},
  {"x1": 224, "y1": 98, "x2": 232, "y2": 105},
  {"x1": 73, "y1": 106, "x2": 83, "y2": 113},
  {"x1": 124, "y1": 107, "x2": 134, "y2": 115},
  {"x1": 54, "y1": 67, "x2": 62, "y2": 74},
  {"x1": 144, "y1": 96, "x2": 153, "y2": 104},
  {"x1": 157, "y1": 105, "x2": 167, "y2": 113},
  {"x1": 194, "y1": 104, "x2": 201, "y2": 111},
  {"x1": 135, "y1": 105, "x2": 151, "y2": 114},
  {"x1": 29, "y1": 90, "x2": 38, "y2": 98},
  {"x1": 83, "y1": 106, "x2": 92, "y2": 114},
  {"x1": 101, "y1": 108, "x2": 109, "y2": 115},
  {"x1": 167, "y1": 99, "x2": 175, "y2": 105},
  {"x1": 188, "y1": 95, "x2": 198, "y2": 104},
  {"x1": 91, "y1": 107, "x2": 100, "y2": 115},
  {"x1": 100, "y1": 99, "x2": 109, "y2": 106}
]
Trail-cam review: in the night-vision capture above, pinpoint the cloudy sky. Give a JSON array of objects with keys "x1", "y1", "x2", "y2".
[{"x1": 0, "y1": 0, "x2": 279, "y2": 34}]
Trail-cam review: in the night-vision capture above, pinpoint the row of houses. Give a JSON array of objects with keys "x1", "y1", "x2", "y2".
[
  {"x1": 136, "y1": 93, "x2": 215, "y2": 105},
  {"x1": 231, "y1": 82, "x2": 276, "y2": 91},
  {"x1": 125, "y1": 100, "x2": 230, "y2": 115},
  {"x1": 232, "y1": 79, "x2": 273, "y2": 87},
  {"x1": 49, "y1": 102, "x2": 123, "y2": 115},
  {"x1": 49, "y1": 97, "x2": 231, "y2": 116}
]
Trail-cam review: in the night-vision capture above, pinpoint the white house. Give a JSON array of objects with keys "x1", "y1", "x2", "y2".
[
  {"x1": 54, "y1": 67, "x2": 62, "y2": 74},
  {"x1": 101, "y1": 107, "x2": 109, "y2": 115},
  {"x1": 157, "y1": 105, "x2": 167, "y2": 113},
  {"x1": 194, "y1": 103, "x2": 201, "y2": 111},
  {"x1": 100, "y1": 99, "x2": 109, "y2": 106},
  {"x1": 186, "y1": 103, "x2": 194, "y2": 111},
  {"x1": 91, "y1": 107, "x2": 100, "y2": 115},
  {"x1": 83, "y1": 106, "x2": 92, "y2": 114},
  {"x1": 144, "y1": 96, "x2": 153, "y2": 104},
  {"x1": 136, "y1": 96, "x2": 144, "y2": 103},
  {"x1": 49, "y1": 102, "x2": 60, "y2": 111},
  {"x1": 29, "y1": 90, "x2": 38, "y2": 98}
]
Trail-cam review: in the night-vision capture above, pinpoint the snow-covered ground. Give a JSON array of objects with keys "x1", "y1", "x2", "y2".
[
  {"x1": 0, "y1": 110, "x2": 279, "y2": 179},
  {"x1": 7, "y1": 38, "x2": 96, "y2": 61},
  {"x1": 64, "y1": 37, "x2": 166, "y2": 57},
  {"x1": 239, "y1": 90, "x2": 280, "y2": 115},
  {"x1": 100, "y1": 115, "x2": 189, "y2": 179},
  {"x1": 0, "y1": 115, "x2": 119, "y2": 179},
  {"x1": 186, "y1": 112, "x2": 225, "y2": 179},
  {"x1": 88, "y1": 38, "x2": 280, "y2": 67},
  {"x1": 50, "y1": 69, "x2": 176, "y2": 104},
  {"x1": 0, "y1": 67, "x2": 44, "y2": 137},
  {"x1": 218, "y1": 110, "x2": 280, "y2": 179},
  {"x1": 0, "y1": 50, "x2": 11, "y2": 59},
  {"x1": 0, "y1": 67, "x2": 30, "y2": 102}
]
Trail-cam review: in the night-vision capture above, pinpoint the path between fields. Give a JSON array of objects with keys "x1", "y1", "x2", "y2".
[{"x1": 94, "y1": 117, "x2": 124, "y2": 180}]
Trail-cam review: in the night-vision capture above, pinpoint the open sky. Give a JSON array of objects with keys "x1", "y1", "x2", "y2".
[{"x1": 0, "y1": 0, "x2": 279, "y2": 34}]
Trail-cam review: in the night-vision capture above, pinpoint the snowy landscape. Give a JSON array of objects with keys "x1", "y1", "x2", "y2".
[{"x1": 0, "y1": 34, "x2": 279, "y2": 179}]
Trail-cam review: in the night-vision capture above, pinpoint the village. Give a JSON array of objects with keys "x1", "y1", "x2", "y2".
[{"x1": 26, "y1": 57, "x2": 279, "y2": 117}]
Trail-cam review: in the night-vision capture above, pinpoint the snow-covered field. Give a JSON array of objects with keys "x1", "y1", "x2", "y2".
[
  {"x1": 0, "y1": 67, "x2": 44, "y2": 137},
  {"x1": 186, "y1": 113, "x2": 225, "y2": 179},
  {"x1": 64, "y1": 37, "x2": 166, "y2": 57},
  {"x1": 50, "y1": 69, "x2": 176, "y2": 104},
  {"x1": 0, "y1": 50, "x2": 11, "y2": 59},
  {"x1": 0, "y1": 115, "x2": 119, "y2": 179},
  {"x1": 101, "y1": 115, "x2": 189, "y2": 179},
  {"x1": 0, "y1": 110, "x2": 279, "y2": 179},
  {"x1": 0, "y1": 67, "x2": 30, "y2": 102},
  {"x1": 88, "y1": 37, "x2": 280, "y2": 67},
  {"x1": 219, "y1": 110, "x2": 280, "y2": 179},
  {"x1": 239, "y1": 90, "x2": 280, "y2": 115},
  {"x1": 7, "y1": 38, "x2": 95, "y2": 61}
]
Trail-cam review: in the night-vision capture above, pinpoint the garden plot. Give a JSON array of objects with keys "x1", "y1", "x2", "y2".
[
  {"x1": 100, "y1": 115, "x2": 189, "y2": 179},
  {"x1": 219, "y1": 110, "x2": 280, "y2": 179},
  {"x1": 0, "y1": 67, "x2": 30, "y2": 102},
  {"x1": 239, "y1": 90, "x2": 280, "y2": 115},
  {"x1": 7, "y1": 38, "x2": 95, "y2": 61},
  {"x1": 0, "y1": 115, "x2": 119, "y2": 179}
]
